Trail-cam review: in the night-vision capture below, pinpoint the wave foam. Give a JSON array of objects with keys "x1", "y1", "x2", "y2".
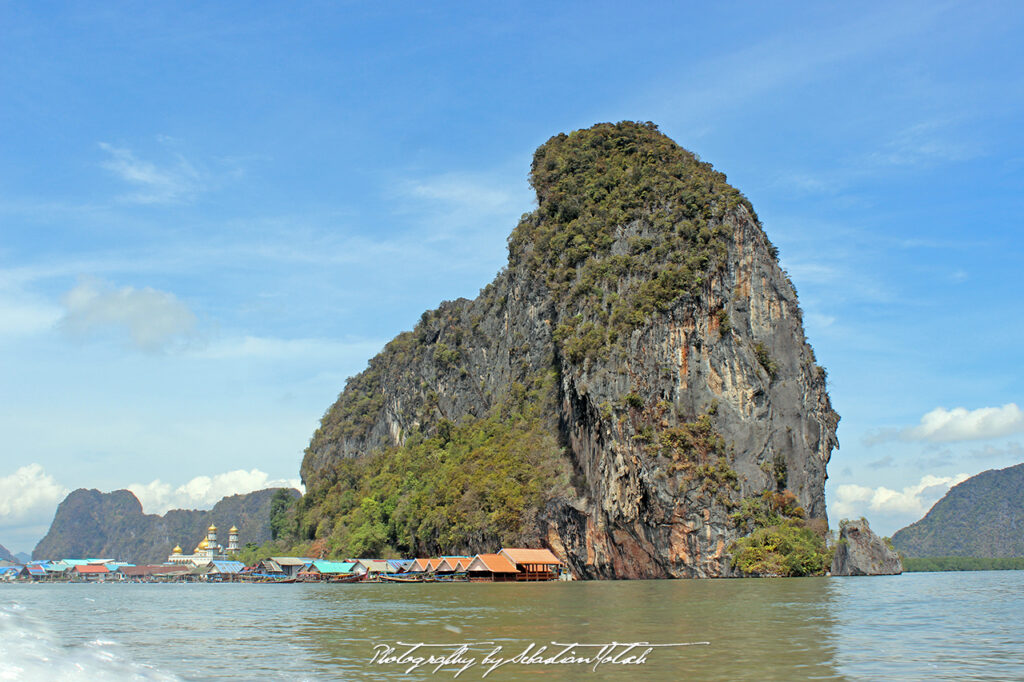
[{"x1": 0, "y1": 601, "x2": 180, "y2": 681}]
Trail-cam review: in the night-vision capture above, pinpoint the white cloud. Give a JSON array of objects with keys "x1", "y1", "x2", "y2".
[
  {"x1": 128, "y1": 468, "x2": 304, "y2": 515},
  {"x1": 99, "y1": 142, "x2": 202, "y2": 204},
  {"x1": 832, "y1": 472, "x2": 970, "y2": 519},
  {"x1": 0, "y1": 465, "x2": 70, "y2": 552},
  {"x1": 0, "y1": 464, "x2": 69, "y2": 519},
  {"x1": 59, "y1": 276, "x2": 197, "y2": 352},
  {"x1": 896, "y1": 404, "x2": 1024, "y2": 443}
]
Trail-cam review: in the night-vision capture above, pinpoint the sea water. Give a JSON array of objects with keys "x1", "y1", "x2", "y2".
[{"x1": 1, "y1": 571, "x2": 1022, "y2": 680}]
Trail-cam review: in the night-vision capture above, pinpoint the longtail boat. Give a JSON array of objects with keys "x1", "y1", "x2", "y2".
[
  {"x1": 328, "y1": 573, "x2": 364, "y2": 583},
  {"x1": 381, "y1": 574, "x2": 426, "y2": 583}
]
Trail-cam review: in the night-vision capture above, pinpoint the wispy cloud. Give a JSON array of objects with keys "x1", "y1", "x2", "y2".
[
  {"x1": 0, "y1": 293, "x2": 61, "y2": 339},
  {"x1": 832, "y1": 472, "x2": 970, "y2": 518},
  {"x1": 99, "y1": 141, "x2": 203, "y2": 204},
  {"x1": 59, "y1": 276, "x2": 198, "y2": 352},
  {"x1": 646, "y1": 3, "x2": 954, "y2": 134},
  {"x1": 392, "y1": 170, "x2": 532, "y2": 245},
  {"x1": 128, "y1": 468, "x2": 304, "y2": 515},
  {"x1": 866, "y1": 403, "x2": 1024, "y2": 445},
  {"x1": 192, "y1": 335, "x2": 384, "y2": 362},
  {"x1": 969, "y1": 441, "x2": 1024, "y2": 461},
  {"x1": 405, "y1": 173, "x2": 519, "y2": 212},
  {"x1": 864, "y1": 119, "x2": 979, "y2": 168}
]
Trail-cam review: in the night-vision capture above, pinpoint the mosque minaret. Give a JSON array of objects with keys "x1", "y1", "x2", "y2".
[{"x1": 167, "y1": 523, "x2": 239, "y2": 566}]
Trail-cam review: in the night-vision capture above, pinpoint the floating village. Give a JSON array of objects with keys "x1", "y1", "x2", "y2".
[{"x1": 0, "y1": 524, "x2": 569, "y2": 584}]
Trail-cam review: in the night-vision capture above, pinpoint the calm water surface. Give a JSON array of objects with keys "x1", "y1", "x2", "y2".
[{"x1": 2, "y1": 571, "x2": 1022, "y2": 681}]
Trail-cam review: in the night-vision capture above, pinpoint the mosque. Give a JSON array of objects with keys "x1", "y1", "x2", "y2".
[{"x1": 168, "y1": 524, "x2": 240, "y2": 566}]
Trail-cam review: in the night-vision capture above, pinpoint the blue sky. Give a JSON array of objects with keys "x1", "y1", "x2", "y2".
[{"x1": 2, "y1": 1, "x2": 1022, "y2": 552}]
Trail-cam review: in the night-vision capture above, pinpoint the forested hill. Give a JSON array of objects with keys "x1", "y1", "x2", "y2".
[
  {"x1": 295, "y1": 121, "x2": 838, "y2": 579},
  {"x1": 892, "y1": 463, "x2": 1024, "y2": 557},
  {"x1": 34, "y1": 487, "x2": 300, "y2": 564},
  {"x1": 0, "y1": 543, "x2": 16, "y2": 563}
]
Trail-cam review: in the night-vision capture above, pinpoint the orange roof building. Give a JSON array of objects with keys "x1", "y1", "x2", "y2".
[
  {"x1": 498, "y1": 548, "x2": 563, "y2": 581},
  {"x1": 466, "y1": 553, "x2": 518, "y2": 582},
  {"x1": 435, "y1": 557, "x2": 472, "y2": 573}
]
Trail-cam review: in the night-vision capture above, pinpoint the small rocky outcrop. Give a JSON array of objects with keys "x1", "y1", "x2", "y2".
[{"x1": 831, "y1": 519, "x2": 902, "y2": 576}]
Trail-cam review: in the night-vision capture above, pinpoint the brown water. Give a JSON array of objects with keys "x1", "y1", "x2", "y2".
[{"x1": 3, "y1": 572, "x2": 1023, "y2": 680}]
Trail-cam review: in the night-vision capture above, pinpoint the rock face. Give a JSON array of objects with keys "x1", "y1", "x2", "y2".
[
  {"x1": 892, "y1": 463, "x2": 1024, "y2": 558},
  {"x1": 300, "y1": 122, "x2": 838, "y2": 578},
  {"x1": 33, "y1": 487, "x2": 299, "y2": 564},
  {"x1": 0, "y1": 543, "x2": 16, "y2": 563},
  {"x1": 832, "y1": 519, "x2": 902, "y2": 576}
]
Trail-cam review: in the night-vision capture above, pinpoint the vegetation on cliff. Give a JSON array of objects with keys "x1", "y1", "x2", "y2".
[
  {"x1": 298, "y1": 372, "x2": 571, "y2": 558},
  {"x1": 509, "y1": 121, "x2": 755, "y2": 366},
  {"x1": 729, "y1": 491, "x2": 833, "y2": 577},
  {"x1": 892, "y1": 463, "x2": 1024, "y2": 558}
]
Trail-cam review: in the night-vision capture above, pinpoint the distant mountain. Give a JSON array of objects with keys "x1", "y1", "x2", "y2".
[
  {"x1": 892, "y1": 463, "x2": 1024, "y2": 557},
  {"x1": 33, "y1": 487, "x2": 300, "y2": 564},
  {"x1": 0, "y1": 543, "x2": 15, "y2": 563},
  {"x1": 14, "y1": 552, "x2": 30, "y2": 564}
]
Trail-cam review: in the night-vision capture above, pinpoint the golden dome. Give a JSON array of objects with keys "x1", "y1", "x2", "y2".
[
  {"x1": 199, "y1": 538, "x2": 210, "y2": 550},
  {"x1": 208, "y1": 524, "x2": 217, "y2": 532},
  {"x1": 229, "y1": 526, "x2": 238, "y2": 533},
  {"x1": 172, "y1": 545, "x2": 182, "y2": 554}
]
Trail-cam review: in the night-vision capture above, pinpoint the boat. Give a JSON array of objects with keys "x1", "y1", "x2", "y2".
[
  {"x1": 328, "y1": 573, "x2": 365, "y2": 583},
  {"x1": 381, "y1": 574, "x2": 426, "y2": 583}
]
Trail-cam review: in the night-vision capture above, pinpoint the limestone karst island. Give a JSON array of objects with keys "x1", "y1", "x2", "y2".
[{"x1": 9, "y1": 122, "x2": 909, "y2": 583}]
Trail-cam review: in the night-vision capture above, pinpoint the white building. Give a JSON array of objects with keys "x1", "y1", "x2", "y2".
[{"x1": 168, "y1": 524, "x2": 239, "y2": 566}]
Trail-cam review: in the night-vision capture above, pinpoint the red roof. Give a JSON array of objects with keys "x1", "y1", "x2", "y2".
[
  {"x1": 73, "y1": 564, "x2": 110, "y2": 574},
  {"x1": 499, "y1": 548, "x2": 563, "y2": 566}
]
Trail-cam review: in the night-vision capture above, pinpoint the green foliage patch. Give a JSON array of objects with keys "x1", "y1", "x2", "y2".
[
  {"x1": 298, "y1": 375, "x2": 572, "y2": 558},
  {"x1": 753, "y1": 342, "x2": 777, "y2": 379},
  {"x1": 508, "y1": 121, "x2": 758, "y2": 366},
  {"x1": 729, "y1": 490, "x2": 832, "y2": 577}
]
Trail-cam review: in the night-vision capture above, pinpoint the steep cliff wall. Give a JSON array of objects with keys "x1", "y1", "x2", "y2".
[
  {"x1": 33, "y1": 488, "x2": 299, "y2": 564},
  {"x1": 300, "y1": 122, "x2": 838, "y2": 578}
]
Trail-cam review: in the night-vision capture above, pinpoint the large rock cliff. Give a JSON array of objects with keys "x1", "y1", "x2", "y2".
[
  {"x1": 33, "y1": 487, "x2": 299, "y2": 564},
  {"x1": 300, "y1": 122, "x2": 838, "y2": 578}
]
